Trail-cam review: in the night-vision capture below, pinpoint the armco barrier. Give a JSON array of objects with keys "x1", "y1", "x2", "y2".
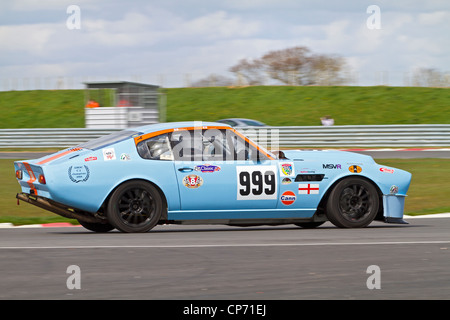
[{"x1": 1, "y1": 124, "x2": 450, "y2": 149}]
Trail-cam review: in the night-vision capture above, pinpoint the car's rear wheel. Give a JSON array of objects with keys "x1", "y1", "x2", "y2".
[
  {"x1": 326, "y1": 177, "x2": 379, "y2": 228},
  {"x1": 106, "y1": 181, "x2": 163, "y2": 233}
]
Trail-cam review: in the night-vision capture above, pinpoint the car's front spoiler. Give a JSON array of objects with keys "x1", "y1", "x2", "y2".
[
  {"x1": 384, "y1": 217, "x2": 409, "y2": 224},
  {"x1": 383, "y1": 194, "x2": 408, "y2": 224}
]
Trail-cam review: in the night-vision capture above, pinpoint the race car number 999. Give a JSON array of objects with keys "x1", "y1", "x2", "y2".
[{"x1": 236, "y1": 166, "x2": 277, "y2": 200}]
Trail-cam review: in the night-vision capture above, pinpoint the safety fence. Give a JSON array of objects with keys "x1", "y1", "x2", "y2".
[{"x1": 1, "y1": 124, "x2": 450, "y2": 149}]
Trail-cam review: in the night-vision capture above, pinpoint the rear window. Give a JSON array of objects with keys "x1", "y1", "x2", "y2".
[{"x1": 77, "y1": 130, "x2": 141, "y2": 150}]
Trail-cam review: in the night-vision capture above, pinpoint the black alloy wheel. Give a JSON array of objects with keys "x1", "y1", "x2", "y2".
[
  {"x1": 106, "y1": 181, "x2": 163, "y2": 233},
  {"x1": 326, "y1": 177, "x2": 379, "y2": 228}
]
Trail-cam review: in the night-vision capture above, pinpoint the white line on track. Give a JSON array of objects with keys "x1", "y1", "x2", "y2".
[{"x1": 1, "y1": 240, "x2": 450, "y2": 250}]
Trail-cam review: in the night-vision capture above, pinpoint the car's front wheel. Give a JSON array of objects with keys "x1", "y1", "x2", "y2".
[
  {"x1": 106, "y1": 181, "x2": 163, "y2": 233},
  {"x1": 326, "y1": 178, "x2": 379, "y2": 228}
]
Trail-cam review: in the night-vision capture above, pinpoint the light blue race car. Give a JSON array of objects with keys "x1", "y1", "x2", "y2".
[{"x1": 14, "y1": 121, "x2": 412, "y2": 233}]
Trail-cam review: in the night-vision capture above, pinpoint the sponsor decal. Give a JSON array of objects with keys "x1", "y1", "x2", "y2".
[
  {"x1": 237, "y1": 166, "x2": 277, "y2": 200},
  {"x1": 323, "y1": 164, "x2": 342, "y2": 169},
  {"x1": 183, "y1": 175, "x2": 203, "y2": 189},
  {"x1": 281, "y1": 177, "x2": 292, "y2": 185},
  {"x1": 68, "y1": 165, "x2": 90, "y2": 183},
  {"x1": 120, "y1": 153, "x2": 131, "y2": 161},
  {"x1": 380, "y1": 167, "x2": 394, "y2": 173},
  {"x1": 280, "y1": 162, "x2": 294, "y2": 177},
  {"x1": 194, "y1": 164, "x2": 221, "y2": 173},
  {"x1": 349, "y1": 165, "x2": 362, "y2": 173},
  {"x1": 84, "y1": 156, "x2": 97, "y2": 162},
  {"x1": 298, "y1": 183, "x2": 319, "y2": 195},
  {"x1": 102, "y1": 148, "x2": 116, "y2": 161},
  {"x1": 390, "y1": 185, "x2": 399, "y2": 194},
  {"x1": 280, "y1": 191, "x2": 296, "y2": 205}
]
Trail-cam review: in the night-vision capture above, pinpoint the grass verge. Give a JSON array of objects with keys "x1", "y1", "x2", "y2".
[{"x1": 1, "y1": 86, "x2": 449, "y2": 128}]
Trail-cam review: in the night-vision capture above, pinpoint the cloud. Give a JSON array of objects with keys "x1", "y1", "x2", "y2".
[{"x1": 0, "y1": 1, "x2": 448, "y2": 88}]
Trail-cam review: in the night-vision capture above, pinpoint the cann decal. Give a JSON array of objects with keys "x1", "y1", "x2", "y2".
[{"x1": 280, "y1": 191, "x2": 296, "y2": 205}]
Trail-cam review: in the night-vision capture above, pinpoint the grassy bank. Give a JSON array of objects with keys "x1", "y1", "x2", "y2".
[
  {"x1": 1, "y1": 158, "x2": 449, "y2": 225},
  {"x1": 164, "y1": 86, "x2": 450, "y2": 126},
  {"x1": 1, "y1": 86, "x2": 449, "y2": 128}
]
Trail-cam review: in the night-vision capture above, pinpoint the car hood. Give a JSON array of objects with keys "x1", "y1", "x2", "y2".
[{"x1": 280, "y1": 149, "x2": 376, "y2": 164}]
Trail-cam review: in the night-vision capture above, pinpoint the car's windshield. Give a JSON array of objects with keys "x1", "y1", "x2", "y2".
[{"x1": 77, "y1": 130, "x2": 141, "y2": 150}]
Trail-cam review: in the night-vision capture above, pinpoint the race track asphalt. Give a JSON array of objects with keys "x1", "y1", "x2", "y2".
[{"x1": 0, "y1": 217, "x2": 449, "y2": 300}]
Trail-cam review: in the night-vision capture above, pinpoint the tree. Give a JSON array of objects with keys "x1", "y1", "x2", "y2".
[
  {"x1": 411, "y1": 68, "x2": 448, "y2": 87},
  {"x1": 308, "y1": 54, "x2": 347, "y2": 85},
  {"x1": 190, "y1": 74, "x2": 234, "y2": 87},
  {"x1": 259, "y1": 46, "x2": 311, "y2": 85},
  {"x1": 229, "y1": 58, "x2": 265, "y2": 86},
  {"x1": 229, "y1": 46, "x2": 348, "y2": 86}
]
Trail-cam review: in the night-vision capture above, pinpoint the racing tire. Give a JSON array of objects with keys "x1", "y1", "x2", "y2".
[
  {"x1": 77, "y1": 219, "x2": 115, "y2": 233},
  {"x1": 326, "y1": 177, "x2": 379, "y2": 228},
  {"x1": 106, "y1": 181, "x2": 163, "y2": 233}
]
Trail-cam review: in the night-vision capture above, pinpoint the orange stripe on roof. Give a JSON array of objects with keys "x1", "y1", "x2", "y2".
[
  {"x1": 134, "y1": 126, "x2": 231, "y2": 145},
  {"x1": 37, "y1": 148, "x2": 82, "y2": 165},
  {"x1": 134, "y1": 126, "x2": 275, "y2": 160}
]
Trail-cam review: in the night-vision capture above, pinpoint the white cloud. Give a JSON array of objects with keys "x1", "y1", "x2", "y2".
[
  {"x1": 418, "y1": 11, "x2": 449, "y2": 25},
  {"x1": 0, "y1": 1, "x2": 448, "y2": 88},
  {"x1": 0, "y1": 23, "x2": 56, "y2": 54},
  {"x1": 181, "y1": 11, "x2": 261, "y2": 39}
]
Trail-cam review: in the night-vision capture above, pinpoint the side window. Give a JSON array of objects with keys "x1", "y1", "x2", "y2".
[
  {"x1": 170, "y1": 130, "x2": 203, "y2": 161},
  {"x1": 169, "y1": 128, "x2": 270, "y2": 162},
  {"x1": 137, "y1": 133, "x2": 174, "y2": 160},
  {"x1": 225, "y1": 130, "x2": 260, "y2": 161}
]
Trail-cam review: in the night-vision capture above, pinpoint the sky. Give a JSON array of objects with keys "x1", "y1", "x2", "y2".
[{"x1": 0, "y1": 0, "x2": 449, "y2": 89}]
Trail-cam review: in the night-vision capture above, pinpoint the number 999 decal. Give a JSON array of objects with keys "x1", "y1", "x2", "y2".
[{"x1": 236, "y1": 166, "x2": 277, "y2": 200}]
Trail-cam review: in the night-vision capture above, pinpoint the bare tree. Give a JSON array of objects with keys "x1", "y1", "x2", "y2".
[
  {"x1": 229, "y1": 58, "x2": 265, "y2": 85},
  {"x1": 191, "y1": 74, "x2": 234, "y2": 87},
  {"x1": 308, "y1": 54, "x2": 347, "y2": 85},
  {"x1": 229, "y1": 46, "x2": 348, "y2": 86},
  {"x1": 259, "y1": 46, "x2": 311, "y2": 85},
  {"x1": 412, "y1": 68, "x2": 448, "y2": 87}
]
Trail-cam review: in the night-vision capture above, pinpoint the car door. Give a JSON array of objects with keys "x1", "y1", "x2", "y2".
[{"x1": 172, "y1": 127, "x2": 279, "y2": 212}]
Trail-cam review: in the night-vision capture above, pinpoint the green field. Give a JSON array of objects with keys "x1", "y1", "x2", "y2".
[
  {"x1": 1, "y1": 86, "x2": 449, "y2": 128},
  {"x1": 1, "y1": 158, "x2": 449, "y2": 225}
]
